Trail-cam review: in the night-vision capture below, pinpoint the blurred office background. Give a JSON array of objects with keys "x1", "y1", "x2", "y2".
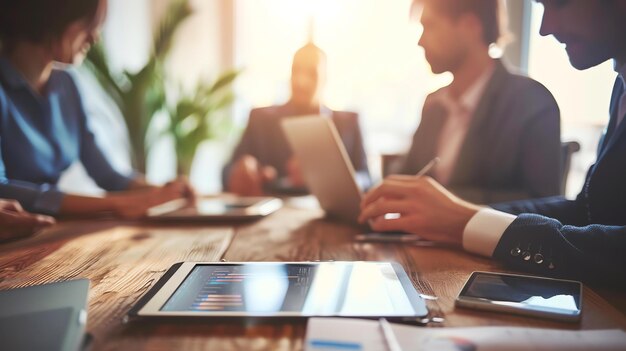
[{"x1": 60, "y1": 0, "x2": 616, "y2": 198}]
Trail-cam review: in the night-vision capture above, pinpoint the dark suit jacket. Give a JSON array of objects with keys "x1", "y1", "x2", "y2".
[
  {"x1": 398, "y1": 61, "x2": 561, "y2": 203},
  {"x1": 492, "y1": 77, "x2": 626, "y2": 288},
  {"x1": 222, "y1": 104, "x2": 370, "y2": 192}
]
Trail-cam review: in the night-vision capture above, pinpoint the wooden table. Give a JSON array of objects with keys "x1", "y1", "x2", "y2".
[{"x1": 1, "y1": 200, "x2": 625, "y2": 350}]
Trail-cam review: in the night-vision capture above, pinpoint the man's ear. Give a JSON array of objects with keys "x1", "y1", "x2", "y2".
[{"x1": 457, "y1": 13, "x2": 486, "y2": 46}]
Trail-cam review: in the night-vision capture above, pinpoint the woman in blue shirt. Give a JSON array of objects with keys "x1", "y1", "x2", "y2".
[
  {"x1": 0, "y1": 199, "x2": 54, "y2": 241},
  {"x1": 0, "y1": 0, "x2": 193, "y2": 218}
]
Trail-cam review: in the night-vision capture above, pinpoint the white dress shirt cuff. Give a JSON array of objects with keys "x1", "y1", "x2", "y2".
[{"x1": 462, "y1": 208, "x2": 517, "y2": 257}]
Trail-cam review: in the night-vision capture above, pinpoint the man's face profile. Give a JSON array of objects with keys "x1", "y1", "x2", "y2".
[
  {"x1": 538, "y1": 0, "x2": 626, "y2": 70},
  {"x1": 417, "y1": 3, "x2": 470, "y2": 74}
]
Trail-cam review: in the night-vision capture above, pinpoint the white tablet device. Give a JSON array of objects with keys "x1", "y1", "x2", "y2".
[
  {"x1": 147, "y1": 197, "x2": 283, "y2": 221},
  {"x1": 281, "y1": 116, "x2": 363, "y2": 224},
  {"x1": 129, "y1": 262, "x2": 428, "y2": 320},
  {"x1": 456, "y1": 271, "x2": 583, "y2": 322}
]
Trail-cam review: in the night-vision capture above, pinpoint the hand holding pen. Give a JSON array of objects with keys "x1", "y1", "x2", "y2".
[
  {"x1": 359, "y1": 156, "x2": 481, "y2": 247},
  {"x1": 357, "y1": 157, "x2": 440, "y2": 242}
]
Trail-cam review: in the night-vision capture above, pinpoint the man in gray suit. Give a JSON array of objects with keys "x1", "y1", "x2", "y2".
[
  {"x1": 396, "y1": 0, "x2": 561, "y2": 203},
  {"x1": 223, "y1": 43, "x2": 370, "y2": 196}
]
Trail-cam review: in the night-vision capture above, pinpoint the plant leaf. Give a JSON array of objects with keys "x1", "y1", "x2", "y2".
[
  {"x1": 207, "y1": 69, "x2": 241, "y2": 95},
  {"x1": 153, "y1": 0, "x2": 193, "y2": 59}
]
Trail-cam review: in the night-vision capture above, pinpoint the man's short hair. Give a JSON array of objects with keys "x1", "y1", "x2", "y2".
[
  {"x1": 293, "y1": 42, "x2": 327, "y2": 66},
  {"x1": 413, "y1": 0, "x2": 508, "y2": 46}
]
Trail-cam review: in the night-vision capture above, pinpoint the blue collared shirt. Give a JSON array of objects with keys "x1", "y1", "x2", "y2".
[{"x1": 0, "y1": 57, "x2": 134, "y2": 215}]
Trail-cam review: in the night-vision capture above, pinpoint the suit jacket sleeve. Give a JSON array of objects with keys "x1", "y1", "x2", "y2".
[
  {"x1": 491, "y1": 195, "x2": 589, "y2": 226},
  {"x1": 222, "y1": 111, "x2": 257, "y2": 189},
  {"x1": 493, "y1": 214, "x2": 626, "y2": 287}
]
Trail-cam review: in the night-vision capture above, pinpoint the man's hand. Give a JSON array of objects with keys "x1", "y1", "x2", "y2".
[
  {"x1": 358, "y1": 175, "x2": 482, "y2": 247},
  {"x1": 286, "y1": 156, "x2": 306, "y2": 187},
  {"x1": 227, "y1": 155, "x2": 277, "y2": 196},
  {"x1": 0, "y1": 199, "x2": 55, "y2": 242}
]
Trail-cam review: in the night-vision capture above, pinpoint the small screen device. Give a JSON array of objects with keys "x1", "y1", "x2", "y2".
[
  {"x1": 148, "y1": 197, "x2": 282, "y2": 221},
  {"x1": 129, "y1": 261, "x2": 428, "y2": 320},
  {"x1": 0, "y1": 279, "x2": 90, "y2": 351},
  {"x1": 456, "y1": 271, "x2": 582, "y2": 322}
]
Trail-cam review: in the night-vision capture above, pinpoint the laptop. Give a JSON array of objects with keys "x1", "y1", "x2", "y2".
[
  {"x1": 281, "y1": 115, "x2": 364, "y2": 224},
  {"x1": 0, "y1": 279, "x2": 91, "y2": 351}
]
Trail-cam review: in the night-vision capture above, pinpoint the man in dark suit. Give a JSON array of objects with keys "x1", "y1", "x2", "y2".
[
  {"x1": 359, "y1": 0, "x2": 626, "y2": 288},
  {"x1": 223, "y1": 43, "x2": 370, "y2": 196},
  {"x1": 396, "y1": 0, "x2": 561, "y2": 204}
]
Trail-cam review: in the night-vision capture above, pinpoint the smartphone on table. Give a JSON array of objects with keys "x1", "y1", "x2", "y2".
[{"x1": 456, "y1": 271, "x2": 582, "y2": 322}]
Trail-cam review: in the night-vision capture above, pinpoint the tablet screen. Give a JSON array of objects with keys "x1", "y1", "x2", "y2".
[
  {"x1": 154, "y1": 262, "x2": 426, "y2": 317},
  {"x1": 461, "y1": 272, "x2": 581, "y2": 314},
  {"x1": 195, "y1": 199, "x2": 251, "y2": 215}
]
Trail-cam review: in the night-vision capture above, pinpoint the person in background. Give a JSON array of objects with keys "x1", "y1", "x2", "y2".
[
  {"x1": 223, "y1": 42, "x2": 370, "y2": 196},
  {"x1": 392, "y1": 0, "x2": 561, "y2": 204},
  {"x1": 360, "y1": 0, "x2": 626, "y2": 288},
  {"x1": 0, "y1": 199, "x2": 54, "y2": 242},
  {"x1": 0, "y1": 0, "x2": 194, "y2": 219}
]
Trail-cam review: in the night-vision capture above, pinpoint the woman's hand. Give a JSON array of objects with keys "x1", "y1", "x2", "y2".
[
  {"x1": 110, "y1": 178, "x2": 196, "y2": 219},
  {"x1": 166, "y1": 176, "x2": 196, "y2": 202},
  {"x1": 129, "y1": 176, "x2": 195, "y2": 200},
  {"x1": 359, "y1": 175, "x2": 483, "y2": 247},
  {"x1": 0, "y1": 199, "x2": 55, "y2": 242}
]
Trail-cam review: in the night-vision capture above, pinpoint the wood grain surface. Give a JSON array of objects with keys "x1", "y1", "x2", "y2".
[{"x1": 0, "y1": 203, "x2": 625, "y2": 351}]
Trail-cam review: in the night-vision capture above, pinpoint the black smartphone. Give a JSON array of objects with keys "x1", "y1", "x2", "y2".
[{"x1": 456, "y1": 271, "x2": 582, "y2": 322}]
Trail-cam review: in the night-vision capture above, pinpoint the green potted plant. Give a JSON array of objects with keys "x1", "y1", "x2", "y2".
[
  {"x1": 85, "y1": 0, "x2": 192, "y2": 173},
  {"x1": 167, "y1": 70, "x2": 240, "y2": 176}
]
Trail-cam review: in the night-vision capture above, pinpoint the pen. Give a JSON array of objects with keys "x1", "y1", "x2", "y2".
[
  {"x1": 355, "y1": 233, "x2": 422, "y2": 243},
  {"x1": 414, "y1": 157, "x2": 440, "y2": 178},
  {"x1": 379, "y1": 318, "x2": 403, "y2": 351}
]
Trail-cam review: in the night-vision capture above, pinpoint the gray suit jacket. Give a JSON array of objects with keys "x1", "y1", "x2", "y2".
[
  {"x1": 223, "y1": 104, "x2": 370, "y2": 192},
  {"x1": 397, "y1": 61, "x2": 561, "y2": 203}
]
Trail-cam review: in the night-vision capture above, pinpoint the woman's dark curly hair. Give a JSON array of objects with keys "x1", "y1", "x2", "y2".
[{"x1": 0, "y1": 0, "x2": 101, "y2": 53}]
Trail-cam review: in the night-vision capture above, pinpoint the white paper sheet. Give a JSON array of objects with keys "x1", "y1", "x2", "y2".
[{"x1": 305, "y1": 318, "x2": 626, "y2": 351}]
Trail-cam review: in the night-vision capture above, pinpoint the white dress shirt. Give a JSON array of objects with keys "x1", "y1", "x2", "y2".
[
  {"x1": 617, "y1": 63, "x2": 626, "y2": 127},
  {"x1": 461, "y1": 61, "x2": 626, "y2": 258},
  {"x1": 432, "y1": 64, "x2": 495, "y2": 185}
]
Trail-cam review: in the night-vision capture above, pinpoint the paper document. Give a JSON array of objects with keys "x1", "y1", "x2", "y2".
[{"x1": 305, "y1": 318, "x2": 626, "y2": 351}]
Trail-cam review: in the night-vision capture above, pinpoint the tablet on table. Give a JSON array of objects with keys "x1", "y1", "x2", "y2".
[{"x1": 129, "y1": 261, "x2": 428, "y2": 320}]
